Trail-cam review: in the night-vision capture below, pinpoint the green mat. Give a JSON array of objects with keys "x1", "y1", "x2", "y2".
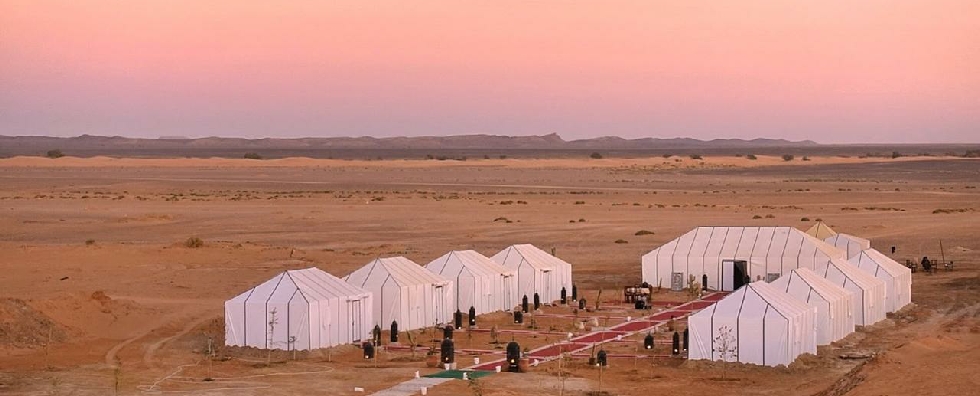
[{"x1": 424, "y1": 370, "x2": 495, "y2": 379}]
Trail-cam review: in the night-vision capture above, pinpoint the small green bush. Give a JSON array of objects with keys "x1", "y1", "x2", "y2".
[
  {"x1": 243, "y1": 152, "x2": 262, "y2": 160},
  {"x1": 46, "y1": 149, "x2": 65, "y2": 159},
  {"x1": 782, "y1": 154, "x2": 795, "y2": 161},
  {"x1": 746, "y1": 154, "x2": 758, "y2": 160},
  {"x1": 689, "y1": 154, "x2": 703, "y2": 160},
  {"x1": 184, "y1": 237, "x2": 204, "y2": 248},
  {"x1": 85, "y1": 239, "x2": 96, "y2": 246},
  {"x1": 590, "y1": 152, "x2": 603, "y2": 159},
  {"x1": 614, "y1": 239, "x2": 629, "y2": 244},
  {"x1": 634, "y1": 230, "x2": 655, "y2": 236}
]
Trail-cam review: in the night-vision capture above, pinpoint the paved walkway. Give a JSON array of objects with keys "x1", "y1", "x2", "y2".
[
  {"x1": 470, "y1": 292, "x2": 726, "y2": 371},
  {"x1": 370, "y1": 292, "x2": 727, "y2": 395},
  {"x1": 370, "y1": 377, "x2": 453, "y2": 396}
]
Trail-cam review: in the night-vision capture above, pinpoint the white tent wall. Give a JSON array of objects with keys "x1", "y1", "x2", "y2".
[
  {"x1": 425, "y1": 250, "x2": 516, "y2": 315},
  {"x1": 345, "y1": 257, "x2": 454, "y2": 332},
  {"x1": 688, "y1": 282, "x2": 816, "y2": 367},
  {"x1": 850, "y1": 249, "x2": 912, "y2": 313},
  {"x1": 225, "y1": 267, "x2": 373, "y2": 351},
  {"x1": 642, "y1": 227, "x2": 847, "y2": 292},
  {"x1": 770, "y1": 268, "x2": 855, "y2": 345},
  {"x1": 826, "y1": 233, "x2": 871, "y2": 259},
  {"x1": 492, "y1": 244, "x2": 570, "y2": 303},
  {"x1": 813, "y1": 258, "x2": 886, "y2": 326}
]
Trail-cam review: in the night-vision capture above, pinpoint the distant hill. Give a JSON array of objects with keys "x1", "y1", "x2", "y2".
[{"x1": 0, "y1": 133, "x2": 817, "y2": 153}]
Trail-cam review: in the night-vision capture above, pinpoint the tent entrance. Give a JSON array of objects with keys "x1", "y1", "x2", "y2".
[
  {"x1": 349, "y1": 299, "x2": 364, "y2": 342},
  {"x1": 721, "y1": 260, "x2": 749, "y2": 291}
]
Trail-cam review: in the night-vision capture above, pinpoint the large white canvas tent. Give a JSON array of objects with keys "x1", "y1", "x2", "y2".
[
  {"x1": 345, "y1": 257, "x2": 454, "y2": 332},
  {"x1": 492, "y1": 244, "x2": 573, "y2": 304},
  {"x1": 688, "y1": 281, "x2": 817, "y2": 367},
  {"x1": 225, "y1": 267, "x2": 373, "y2": 350},
  {"x1": 850, "y1": 249, "x2": 912, "y2": 313},
  {"x1": 825, "y1": 233, "x2": 871, "y2": 259},
  {"x1": 425, "y1": 250, "x2": 518, "y2": 315},
  {"x1": 641, "y1": 227, "x2": 848, "y2": 292},
  {"x1": 814, "y1": 258, "x2": 887, "y2": 326},
  {"x1": 770, "y1": 268, "x2": 855, "y2": 345}
]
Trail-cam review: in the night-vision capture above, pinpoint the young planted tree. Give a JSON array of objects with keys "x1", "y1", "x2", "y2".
[
  {"x1": 713, "y1": 325, "x2": 738, "y2": 379},
  {"x1": 267, "y1": 308, "x2": 279, "y2": 365}
]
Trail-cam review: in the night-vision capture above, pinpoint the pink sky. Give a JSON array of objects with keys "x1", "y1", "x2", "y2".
[{"x1": 1, "y1": 1, "x2": 977, "y2": 143}]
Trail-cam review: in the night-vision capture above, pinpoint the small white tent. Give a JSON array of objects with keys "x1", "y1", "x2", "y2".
[
  {"x1": 225, "y1": 267, "x2": 373, "y2": 350},
  {"x1": 642, "y1": 227, "x2": 848, "y2": 292},
  {"x1": 425, "y1": 250, "x2": 518, "y2": 315},
  {"x1": 345, "y1": 257, "x2": 454, "y2": 332},
  {"x1": 492, "y1": 244, "x2": 573, "y2": 304},
  {"x1": 825, "y1": 233, "x2": 871, "y2": 259},
  {"x1": 850, "y1": 249, "x2": 912, "y2": 313},
  {"x1": 688, "y1": 281, "x2": 817, "y2": 367},
  {"x1": 770, "y1": 268, "x2": 855, "y2": 345},
  {"x1": 813, "y1": 258, "x2": 887, "y2": 326}
]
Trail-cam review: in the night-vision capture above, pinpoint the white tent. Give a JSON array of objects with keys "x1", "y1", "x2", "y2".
[
  {"x1": 225, "y1": 267, "x2": 373, "y2": 350},
  {"x1": 345, "y1": 257, "x2": 454, "y2": 332},
  {"x1": 770, "y1": 268, "x2": 855, "y2": 345},
  {"x1": 849, "y1": 249, "x2": 912, "y2": 313},
  {"x1": 492, "y1": 244, "x2": 573, "y2": 304},
  {"x1": 813, "y1": 258, "x2": 887, "y2": 326},
  {"x1": 425, "y1": 250, "x2": 518, "y2": 315},
  {"x1": 825, "y1": 233, "x2": 871, "y2": 259},
  {"x1": 688, "y1": 281, "x2": 817, "y2": 367},
  {"x1": 641, "y1": 227, "x2": 848, "y2": 292}
]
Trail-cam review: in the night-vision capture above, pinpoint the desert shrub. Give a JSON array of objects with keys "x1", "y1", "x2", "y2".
[
  {"x1": 689, "y1": 154, "x2": 703, "y2": 160},
  {"x1": 590, "y1": 152, "x2": 603, "y2": 159},
  {"x1": 483, "y1": 155, "x2": 490, "y2": 159},
  {"x1": 802, "y1": 156, "x2": 810, "y2": 161},
  {"x1": 662, "y1": 154, "x2": 672, "y2": 158},
  {"x1": 499, "y1": 155, "x2": 507, "y2": 159},
  {"x1": 891, "y1": 151, "x2": 902, "y2": 159},
  {"x1": 782, "y1": 154, "x2": 794, "y2": 161},
  {"x1": 578, "y1": 218, "x2": 586, "y2": 222},
  {"x1": 499, "y1": 200, "x2": 514, "y2": 205},
  {"x1": 85, "y1": 239, "x2": 96, "y2": 245},
  {"x1": 800, "y1": 217, "x2": 811, "y2": 221},
  {"x1": 46, "y1": 149, "x2": 64, "y2": 159},
  {"x1": 493, "y1": 217, "x2": 510, "y2": 222},
  {"x1": 765, "y1": 214, "x2": 776, "y2": 218},
  {"x1": 746, "y1": 154, "x2": 757, "y2": 160},
  {"x1": 614, "y1": 239, "x2": 629, "y2": 244},
  {"x1": 752, "y1": 214, "x2": 763, "y2": 219},
  {"x1": 184, "y1": 237, "x2": 204, "y2": 248},
  {"x1": 735, "y1": 153, "x2": 743, "y2": 157},
  {"x1": 425, "y1": 154, "x2": 435, "y2": 160},
  {"x1": 634, "y1": 230, "x2": 655, "y2": 236},
  {"x1": 963, "y1": 150, "x2": 980, "y2": 158},
  {"x1": 243, "y1": 152, "x2": 262, "y2": 160},
  {"x1": 574, "y1": 201, "x2": 585, "y2": 205}
]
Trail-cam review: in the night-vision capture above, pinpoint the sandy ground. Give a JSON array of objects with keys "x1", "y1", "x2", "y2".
[{"x1": 0, "y1": 155, "x2": 978, "y2": 395}]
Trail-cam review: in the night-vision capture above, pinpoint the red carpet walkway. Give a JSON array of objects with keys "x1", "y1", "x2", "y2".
[{"x1": 469, "y1": 291, "x2": 727, "y2": 371}]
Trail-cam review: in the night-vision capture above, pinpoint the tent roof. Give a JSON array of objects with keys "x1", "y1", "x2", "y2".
[
  {"x1": 805, "y1": 222, "x2": 838, "y2": 240},
  {"x1": 851, "y1": 248, "x2": 911, "y2": 278},
  {"x1": 346, "y1": 257, "x2": 450, "y2": 288},
  {"x1": 823, "y1": 258, "x2": 883, "y2": 290},
  {"x1": 694, "y1": 281, "x2": 810, "y2": 321},
  {"x1": 427, "y1": 250, "x2": 515, "y2": 277},
  {"x1": 230, "y1": 267, "x2": 370, "y2": 303},
  {"x1": 827, "y1": 233, "x2": 871, "y2": 249},
  {"x1": 643, "y1": 226, "x2": 846, "y2": 260},
  {"x1": 494, "y1": 244, "x2": 567, "y2": 271},
  {"x1": 774, "y1": 268, "x2": 853, "y2": 303}
]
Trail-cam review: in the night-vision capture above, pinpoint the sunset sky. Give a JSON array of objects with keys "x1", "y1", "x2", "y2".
[{"x1": 1, "y1": 1, "x2": 977, "y2": 143}]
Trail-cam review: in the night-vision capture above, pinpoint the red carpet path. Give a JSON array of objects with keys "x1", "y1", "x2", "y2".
[{"x1": 470, "y1": 292, "x2": 727, "y2": 371}]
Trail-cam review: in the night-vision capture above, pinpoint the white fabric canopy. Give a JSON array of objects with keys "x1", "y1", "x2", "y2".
[
  {"x1": 345, "y1": 257, "x2": 454, "y2": 331},
  {"x1": 492, "y1": 244, "x2": 573, "y2": 304},
  {"x1": 225, "y1": 267, "x2": 373, "y2": 350},
  {"x1": 770, "y1": 268, "x2": 855, "y2": 345},
  {"x1": 688, "y1": 281, "x2": 817, "y2": 367},
  {"x1": 805, "y1": 222, "x2": 837, "y2": 240},
  {"x1": 425, "y1": 250, "x2": 518, "y2": 314},
  {"x1": 812, "y1": 258, "x2": 887, "y2": 326},
  {"x1": 850, "y1": 249, "x2": 912, "y2": 313},
  {"x1": 641, "y1": 227, "x2": 847, "y2": 291},
  {"x1": 825, "y1": 233, "x2": 871, "y2": 259}
]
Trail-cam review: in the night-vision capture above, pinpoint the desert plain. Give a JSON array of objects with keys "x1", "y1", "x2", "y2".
[{"x1": 1, "y1": 154, "x2": 978, "y2": 395}]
